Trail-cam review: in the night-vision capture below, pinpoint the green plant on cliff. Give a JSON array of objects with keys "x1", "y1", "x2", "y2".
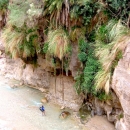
[
  {"x1": 95, "y1": 20, "x2": 130, "y2": 93},
  {"x1": 75, "y1": 37, "x2": 100, "y2": 94},
  {"x1": 0, "y1": 0, "x2": 9, "y2": 10},
  {"x1": 47, "y1": 28, "x2": 71, "y2": 60},
  {"x1": 104, "y1": 0, "x2": 130, "y2": 27},
  {"x1": 1, "y1": 0, "x2": 43, "y2": 62},
  {"x1": 2, "y1": 24, "x2": 39, "y2": 59},
  {"x1": 8, "y1": 1, "x2": 29, "y2": 28},
  {"x1": 1, "y1": 0, "x2": 130, "y2": 99}
]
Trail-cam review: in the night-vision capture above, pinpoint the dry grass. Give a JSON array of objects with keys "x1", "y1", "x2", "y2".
[
  {"x1": 1, "y1": 24, "x2": 38, "y2": 59},
  {"x1": 47, "y1": 29, "x2": 70, "y2": 60},
  {"x1": 95, "y1": 20, "x2": 130, "y2": 93}
]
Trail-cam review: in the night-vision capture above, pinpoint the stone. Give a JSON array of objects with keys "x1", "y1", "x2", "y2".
[
  {"x1": 60, "y1": 106, "x2": 65, "y2": 110},
  {"x1": 59, "y1": 111, "x2": 71, "y2": 119},
  {"x1": 20, "y1": 81, "x2": 24, "y2": 86},
  {"x1": 112, "y1": 42, "x2": 130, "y2": 130},
  {"x1": 41, "y1": 97, "x2": 48, "y2": 103},
  {"x1": 39, "y1": 88, "x2": 48, "y2": 93}
]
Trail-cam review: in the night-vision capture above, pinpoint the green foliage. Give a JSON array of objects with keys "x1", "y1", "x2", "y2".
[
  {"x1": 70, "y1": 0, "x2": 100, "y2": 26},
  {"x1": 74, "y1": 73, "x2": 84, "y2": 94},
  {"x1": 75, "y1": 38, "x2": 100, "y2": 94},
  {"x1": 78, "y1": 52, "x2": 87, "y2": 62},
  {"x1": 42, "y1": 42, "x2": 49, "y2": 54},
  {"x1": 8, "y1": 1, "x2": 43, "y2": 28},
  {"x1": 95, "y1": 20, "x2": 130, "y2": 93},
  {"x1": 44, "y1": 0, "x2": 63, "y2": 14},
  {"x1": 0, "y1": 0, "x2": 9, "y2": 10},
  {"x1": 8, "y1": 2, "x2": 29, "y2": 27},
  {"x1": 78, "y1": 38, "x2": 87, "y2": 62},
  {"x1": 47, "y1": 28, "x2": 71, "y2": 60},
  {"x1": 95, "y1": 91, "x2": 112, "y2": 101},
  {"x1": 83, "y1": 51, "x2": 100, "y2": 93},
  {"x1": 78, "y1": 38, "x2": 87, "y2": 52},
  {"x1": 2, "y1": 24, "x2": 39, "y2": 60},
  {"x1": 105, "y1": 0, "x2": 130, "y2": 26}
]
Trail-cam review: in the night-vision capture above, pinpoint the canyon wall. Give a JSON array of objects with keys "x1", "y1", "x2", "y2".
[
  {"x1": 112, "y1": 41, "x2": 130, "y2": 130},
  {"x1": 0, "y1": 43, "x2": 83, "y2": 111}
]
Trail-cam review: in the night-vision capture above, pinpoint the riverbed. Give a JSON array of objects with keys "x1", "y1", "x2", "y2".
[
  {"x1": 0, "y1": 74, "x2": 116, "y2": 130},
  {"x1": 0, "y1": 75, "x2": 84, "y2": 130}
]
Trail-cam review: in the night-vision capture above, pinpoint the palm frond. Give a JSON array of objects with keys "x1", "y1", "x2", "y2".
[
  {"x1": 47, "y1": 28, "x2": 70, "y2": 60},
  {"x1": 95, "y1": 20, "x2": 130, "y2": 93}
]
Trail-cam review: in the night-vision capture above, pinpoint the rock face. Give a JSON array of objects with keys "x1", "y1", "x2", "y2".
[
  {"x1": 0, "y1": 51, "x2": 83, "y2": 111},
  {"x1": 69, "y1": 44, "x2": 83, "y2": 77},
  {"x1": 0, "y1": 57, "x2": 50, "y2": 89},
  {"x1": 112, "y1": 42, "x2": 130, "y2": 130},
  {"x1": 47, "y1": 75, "x2": 83, "y2": 111}
]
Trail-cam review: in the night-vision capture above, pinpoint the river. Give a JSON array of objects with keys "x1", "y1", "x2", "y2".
[{"x1": 0, "y1": 75, "x2": 86, "y2": 130}]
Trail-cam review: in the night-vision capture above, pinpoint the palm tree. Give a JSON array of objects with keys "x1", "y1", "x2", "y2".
[{"x1": 47, "y1": 28, "x2": 71, "y2": 102}]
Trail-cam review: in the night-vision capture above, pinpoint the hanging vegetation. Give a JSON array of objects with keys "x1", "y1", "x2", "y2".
[
  {"x1": 2, "y1": 24, "x2": 39, "y2": 59},
  {"x1": 0, "y1": 0, "x2": 9, "y2": 10},
  {"x1": 47, "y1": 28, "x2": 71, "y2": 60},
  {"x1": 95, "y1": 20, "x2": 130, "y2": 93},
  {"x1": 0, "y1": 0, "x2": 130, "y2": 97}
]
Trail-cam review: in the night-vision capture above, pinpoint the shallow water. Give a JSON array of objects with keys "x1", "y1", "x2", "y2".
[{"x1": 0, "y1": 77, "x2": 85, "y2": 130}]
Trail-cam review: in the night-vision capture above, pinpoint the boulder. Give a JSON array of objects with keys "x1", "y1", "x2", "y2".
[
  {"x1": 41, "y1": 97, "x2": 48, "y2": 103},
  {"x1": 59, "y1": 111, "x2": 71, "y2": 119}
]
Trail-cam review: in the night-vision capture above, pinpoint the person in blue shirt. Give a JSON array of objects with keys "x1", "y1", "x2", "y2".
[{"x1": 39, "y1": 105, "x2": 46, "y2": 116}]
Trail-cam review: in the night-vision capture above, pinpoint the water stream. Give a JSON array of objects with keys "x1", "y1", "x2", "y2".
[{"x1": 0, "y1": 76, "x2": 85, "y2": 130}]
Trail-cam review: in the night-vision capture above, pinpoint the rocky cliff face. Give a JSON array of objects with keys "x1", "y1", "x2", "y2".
[
  {"x1": 0, "y1": 45, "x2": 83, "y2": 111},
  {"x1": 1, "y1": 40, "x2": 130, "y2": 129},
  {"x1": 112, "y1": 41, "x2": 130, "y2": 130}
]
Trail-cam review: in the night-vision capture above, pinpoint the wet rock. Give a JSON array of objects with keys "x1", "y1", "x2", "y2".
[
  {"x1": 94, "y1": 98, "x2": 104, "y2": 116},
  {"x1": 59, "y1": 111, "x2": 71, "y2": 119},
  {"x1": 69, "y1": 44, "x2": 83, "y2": 77},
  {"x1": 41, "y1": 97, "x2": 48, "y2": 103},
  {"x1": 79, "y1": 104, "x2": 91, "y2": 124},
  {"x1": 10, "y1": 84, "x2": 17, "y2": 89}
]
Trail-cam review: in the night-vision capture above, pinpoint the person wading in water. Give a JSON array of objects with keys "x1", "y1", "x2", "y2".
[{"x1": 39, "y1": 105, "x2": 46, "y2": 116}]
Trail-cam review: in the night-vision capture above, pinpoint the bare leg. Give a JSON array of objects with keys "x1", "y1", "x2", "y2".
[
  {"x1": 42, "y1": 111, "x2": 46, "y2": 116},
  {"x1": 43, "y1": 111, "x2": 46, "y2": 116}
]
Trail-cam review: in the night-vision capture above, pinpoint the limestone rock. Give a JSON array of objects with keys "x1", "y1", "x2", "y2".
[
  {"x1": 41, "y1": 97, "x2": 48, "y2": 103},
  {"x1": 22, "y1": 64, "x2": 50, "y2": 88},
  {"x1": 39, "y1": 88, "x2": 48, "y2": 93},
  {"x1": 112, "y1": 42, "x2": 130, "y2": 130},
  {"x1": 20, "y1": 81, "x2": 24, "y2": 86},
  {"x1": 69, "y1": 44, "x2": 83, "y2": 77},
  {"x1": 48, "y1": 75, "x2": 83, "y2": 111},
  {"x1": 85, "y1": 116, "x2": 115, "y2": 130}
]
